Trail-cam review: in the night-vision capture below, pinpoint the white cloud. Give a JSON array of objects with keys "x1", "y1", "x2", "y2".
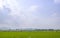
[
  {"x1": 0, "y1": 0, "x2": 39, "y2": 28},
  {"x1": 54, "y1": 0, "x2": 60, "y2": 3},
  {"x1": 0, "y1": 0, "x2": 4, "y2": 9},
  {"x1": 51, "y1": 13, "x2": 57, "y2": 17},
  {"x1": 3, "y1": 0, "x2": 21, "y2": 16},
  {"x1": 28, "y1": 5, "x2": 39, "y2": 11},
  {"x1": 0, "y1": 0, "x2": 60, "y2": 29}
]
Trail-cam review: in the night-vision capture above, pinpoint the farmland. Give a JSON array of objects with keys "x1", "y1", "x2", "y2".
[{"x1": 0, "y1": 31, "x2": 60, "y2": 38}]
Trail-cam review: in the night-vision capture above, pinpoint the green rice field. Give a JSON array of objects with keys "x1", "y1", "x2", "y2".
[{"x1": 0, "y1": 31, "x2": 60, "y2": 38}]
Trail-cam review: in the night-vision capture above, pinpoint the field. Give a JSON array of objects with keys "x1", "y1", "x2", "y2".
[{"x1": 0, "y1": 31, "x2": 60, "y2": 38}]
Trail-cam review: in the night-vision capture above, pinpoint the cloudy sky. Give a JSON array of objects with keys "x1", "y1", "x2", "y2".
[{"x1": 0, "y1": 0, "x2": 60, "y2": 29}]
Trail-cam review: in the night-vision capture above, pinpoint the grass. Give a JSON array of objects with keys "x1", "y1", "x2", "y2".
[{"x1": 0, "y1": 31, "x2": 60, "y2": 38}]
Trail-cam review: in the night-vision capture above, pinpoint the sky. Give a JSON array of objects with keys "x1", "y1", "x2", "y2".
[{"x1": 0, "y1": 0, "x2": 60, "y2": 29}]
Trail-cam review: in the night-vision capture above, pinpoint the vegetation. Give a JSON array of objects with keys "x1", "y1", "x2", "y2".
[{"x1": 0, "y1": 30, "x2": 60, "y2": 38}]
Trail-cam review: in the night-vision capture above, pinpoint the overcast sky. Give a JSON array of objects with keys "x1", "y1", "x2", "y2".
[{"x1": 0, "y1": 0, "x2": 60, "y2": 29}]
